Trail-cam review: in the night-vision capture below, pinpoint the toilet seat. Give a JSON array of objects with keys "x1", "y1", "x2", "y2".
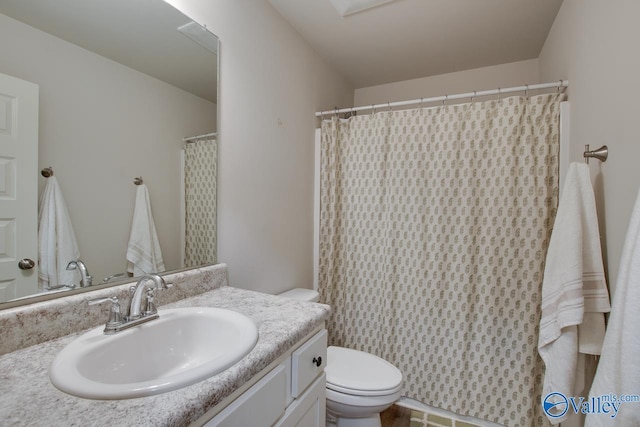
[{"x1": 325, "y1": 346, "x2": 403, "y2": 397}]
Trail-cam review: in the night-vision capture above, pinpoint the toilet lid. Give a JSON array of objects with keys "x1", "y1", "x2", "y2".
[{"x1": 325, "y1": 346, "x2": 403, "y2": 396}]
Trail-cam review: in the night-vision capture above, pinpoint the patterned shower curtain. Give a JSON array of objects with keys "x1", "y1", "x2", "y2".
[
  {"x1": 183, "y1": 137, "x2": 217, "y2": 267},
  {"x1": 319, "y1": 94, "x2": 563, "y2": 426}
]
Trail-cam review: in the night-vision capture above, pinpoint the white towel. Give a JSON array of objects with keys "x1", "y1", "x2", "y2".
[
  {"x1": 538, "y1": 162, "x2": 610, "y2": 423},
  {"x1": 37, "y1": 176, "x2": 80, "y2": 290},
  {"x1": 585, "y1": 188, "x2": 640, "y2": 426},
  {"x1": 126, "y1": 184, "x2": 165, "y2": 276}
]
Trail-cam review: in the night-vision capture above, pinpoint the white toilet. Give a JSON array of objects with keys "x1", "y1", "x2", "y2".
[{"x1": 279, "y1": 288, "x2": 403, "y2": 427}]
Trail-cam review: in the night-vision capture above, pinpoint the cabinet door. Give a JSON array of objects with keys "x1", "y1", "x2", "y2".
[
  {"x1": 291, "y1": 330, "x2": 327, "y2": 398},
  {"x1": 206, "y1": 365, "x2": 287, "y2": 427},
  {"x1": 275, "y1": 373, "x2": 326, "y2": 427}
]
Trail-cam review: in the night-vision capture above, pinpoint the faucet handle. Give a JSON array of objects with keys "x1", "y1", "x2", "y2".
[
  {"x1": 102, "y1": 273, "x2": 128, "y2": 284},
  {"x1": 88, "y1": 296, "x2": 124, "y2": 334},
  {"x1": 142, "y1": 280, "x2": 173, "y2": 316},
  {"x1": 143, "y1": 289, "x2": 158, "y2": 316}
]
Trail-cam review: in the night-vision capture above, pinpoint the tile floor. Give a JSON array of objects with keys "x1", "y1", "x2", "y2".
[{"x1": 381, "y1": 405, "x2": 483, "y2": 427}]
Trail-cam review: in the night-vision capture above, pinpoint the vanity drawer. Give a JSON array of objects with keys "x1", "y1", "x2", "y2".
[
  {"x1": 206, "y1": 364, "x2": 287, "y2": 427},
  {"x1": 291, "y1": 329, "x2": 327, "y2": 398}
]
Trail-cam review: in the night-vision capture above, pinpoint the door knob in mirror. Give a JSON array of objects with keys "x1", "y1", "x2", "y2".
[{"x1": 18, "y1": 259, "x2": 36, "y2": 270}]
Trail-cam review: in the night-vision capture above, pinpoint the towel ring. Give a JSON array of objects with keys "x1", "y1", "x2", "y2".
[{"x1": 134, "y1": 177, "x2": 143, "y2": 185}]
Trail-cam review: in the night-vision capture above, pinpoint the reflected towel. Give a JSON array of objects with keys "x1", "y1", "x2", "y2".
[
  {"x1": 585, "y1": 188, "x2": 640, "y2": 426},
  {"x1": 126, "y1": 184, "x2": 165, "y2": 276},
  {"x1": 38, "y1": 176, "x2": 80, "y2": 290},
  {"x1": 538, "y1": 162, "x2": 610, "y2": 424}
]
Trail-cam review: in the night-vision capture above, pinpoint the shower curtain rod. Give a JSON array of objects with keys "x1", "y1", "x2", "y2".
[
  {"x1": 315, "y1": 80, "x2": 569, "y2": 117},
  {"x1": 183, "y1": 131, "x2": 217, "y2": 142}
]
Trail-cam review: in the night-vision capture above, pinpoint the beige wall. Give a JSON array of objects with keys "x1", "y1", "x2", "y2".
[
  {"x1": 166, "y1": 1, "x2": 354, "y2": 294},
  {"x1": 354, "y1": 59, "x2": 539, "y2": 106},
  {"x1": 539, "y1": 0, "x2": 640, "y2": 292},
  {"x1": 0, "y1": 13, "x2": 216, "y2": 282}
]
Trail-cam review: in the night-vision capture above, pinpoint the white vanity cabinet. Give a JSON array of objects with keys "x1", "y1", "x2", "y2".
[{"x1": 203, "y1": 329, "x2": 327, "y2": 427}]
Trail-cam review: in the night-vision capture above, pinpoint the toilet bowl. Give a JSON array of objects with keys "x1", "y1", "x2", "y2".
[{"x1": 279, "y1": 288, "x2": 403, "y2": 427}]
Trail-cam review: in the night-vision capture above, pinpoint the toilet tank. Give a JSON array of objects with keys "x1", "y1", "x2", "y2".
[{"x1": 278, "y1": 288, "x2": 320, "y2": 302}]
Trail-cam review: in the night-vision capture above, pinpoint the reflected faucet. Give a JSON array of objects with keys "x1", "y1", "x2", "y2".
[
  {"x1": 66, "y1": 260, "x2": 93, "y2": 287},
  {"x1": 102, "y1": 273, "x2": 129, "y2": 284}
]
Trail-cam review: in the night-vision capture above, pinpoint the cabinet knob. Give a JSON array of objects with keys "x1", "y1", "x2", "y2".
[{"x1": 312, "y1": 356, "x2": 322, "y2": 367}]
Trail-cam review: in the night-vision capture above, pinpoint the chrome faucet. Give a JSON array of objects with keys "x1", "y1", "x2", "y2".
[
  {"x1": 88, "y1": 274, "x2": 172, "y2": 334},
  {"x1": 128, "y1": 274, "x2": 171, "y2": 320},
  {"x1": 66, "y1": 259, "x2": 92, "y2": 287}
]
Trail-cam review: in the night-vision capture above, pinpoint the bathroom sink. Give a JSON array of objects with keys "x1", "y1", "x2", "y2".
[{"x1": 49, "y1": 307, "x2": 259, "y2": 399}]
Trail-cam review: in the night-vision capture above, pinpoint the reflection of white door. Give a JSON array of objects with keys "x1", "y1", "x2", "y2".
[{"x1": 0, "y1": 73, "x2": 38, "y2": 302}]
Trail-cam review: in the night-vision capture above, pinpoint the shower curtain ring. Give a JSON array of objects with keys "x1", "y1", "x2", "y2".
[
  {"x1": 525, "y1": 84, "x2": 529, "y2": 97},
  {"x1": 471, "y1": 91, "x2": 476, "y2": 102},
  {"x1": 387, "y1": 101, "x2": 392, "y2": 112},
  {"x1": 372, "y1": 104, "x2": 376, "y2": 115}
]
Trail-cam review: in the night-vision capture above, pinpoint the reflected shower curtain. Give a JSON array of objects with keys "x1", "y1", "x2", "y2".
[
  {"x1": 319, "y1": 94, "x2": 563, "y2": 426},
  {"x1": 184, "y1": 137, "x2": 217, "y2": 267}
]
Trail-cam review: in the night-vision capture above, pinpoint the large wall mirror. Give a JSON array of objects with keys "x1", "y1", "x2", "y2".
[{"x1": 0, "y1": 0, "x2": 219, "y2": 308}]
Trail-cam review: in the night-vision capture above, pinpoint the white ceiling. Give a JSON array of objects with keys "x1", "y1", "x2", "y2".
[
  {"x1": 0, "y1": 0, "x2": 218, "y2": 102},
  {"x1": 269, "y1": 0, "x2": 563, "y2": 88}
]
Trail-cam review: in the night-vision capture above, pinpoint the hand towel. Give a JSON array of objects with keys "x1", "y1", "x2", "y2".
[
  {"x1": 126, "y1": 184, "x2": 165, "y2": 276},
  {"x1": 585, "y1": 188, "x2": 640, "y2": 426},
  {"x1": 37, "y1": 176, "x2": 80, "y2": 290},
  {"x1": 538, "y1": 162, "x2": 610, "y2": 424}
]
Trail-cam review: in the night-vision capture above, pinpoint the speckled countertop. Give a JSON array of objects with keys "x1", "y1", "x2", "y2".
[{"x1": 0, "y1": 286, "x2": 330, "y2": 426}]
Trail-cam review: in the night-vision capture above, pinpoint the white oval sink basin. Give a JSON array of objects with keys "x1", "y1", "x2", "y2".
[{"x1": 49, "y1": 307, "x2": 258, "y2": 399}]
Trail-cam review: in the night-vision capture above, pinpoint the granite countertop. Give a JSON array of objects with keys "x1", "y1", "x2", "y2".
[{"x1": 0, "y1": 286, "x2": 330, "y2": 427}]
